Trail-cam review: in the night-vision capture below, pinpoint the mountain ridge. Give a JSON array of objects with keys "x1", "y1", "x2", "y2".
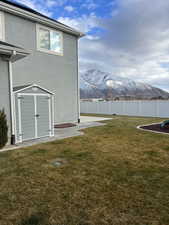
[{"x1": 80, "y1": 69, "x2": 169, "y2": 100}]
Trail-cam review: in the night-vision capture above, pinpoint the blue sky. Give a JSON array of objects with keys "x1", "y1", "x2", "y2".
[
  {"x1": 12, "y1": 0, "x2": 117, "y2": 19},
  {"x1": 11, "y1": 0, "x2": 169, "y2": 91}
]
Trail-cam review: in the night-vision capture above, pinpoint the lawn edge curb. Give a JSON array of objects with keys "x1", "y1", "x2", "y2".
[{"x1": 137, "y1": 121, "x2": 169, "y2": 135}]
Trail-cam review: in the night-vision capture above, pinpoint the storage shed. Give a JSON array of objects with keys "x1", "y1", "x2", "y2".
[{"x1": 13, "y1": 84, "x2": 54, "y2": 143}]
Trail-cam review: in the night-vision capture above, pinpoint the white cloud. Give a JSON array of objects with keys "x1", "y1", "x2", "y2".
[
  {"x1": 87, "y1": 3, "x2": 98, "y2": 10},
  {"x1": 58, "y1": 13, "x2": 99, "y2": 33},
  {"x1": 82, "y1": 3, "x2": 98, "y2": 10},
  {"x1": 81, "y1": 0, "x2": 98, "y2": 10},
  {"x1": 85, "y1": 35, "x2": 100, "y2": 40},
  {"x1": 46, "y1": 0, "x2": 57, "y2": 8},
  {"x1": 46, "y1": 0, "x2": 68, "y2": 7},
  {"x1": 64, "y1": 5, "x2": 75, "y2": 12}
]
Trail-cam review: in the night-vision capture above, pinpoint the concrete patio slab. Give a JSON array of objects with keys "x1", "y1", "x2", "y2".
[
  {"x1": 0, "y1": 121, "x2": 108, "y2": 152},
  {"x1": 80, "y1": 116, "x2": 111, "y2": 123}
]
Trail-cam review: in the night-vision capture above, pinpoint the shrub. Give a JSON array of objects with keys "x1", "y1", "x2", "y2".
[{"x1": 0, "y1": 109, "x2": 8, "y2": 149}]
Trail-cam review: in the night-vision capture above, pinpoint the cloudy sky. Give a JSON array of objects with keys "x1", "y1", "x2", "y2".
[{"x1": 12, "y1": 0, "x2": 169, "y2": 91}]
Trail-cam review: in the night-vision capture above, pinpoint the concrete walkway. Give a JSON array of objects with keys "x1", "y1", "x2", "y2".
[
  {"x1": 80, "y1": 116, "x2": 111, "y2": 123},
  {"x1": 1, "y1": 119, "x2": 109, "y2": 152}
]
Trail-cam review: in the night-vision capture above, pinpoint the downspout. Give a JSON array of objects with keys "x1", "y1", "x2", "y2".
[
  {"x1": 76, "y1": 38, "x2": 80, "y2": 123},
  {"x1": 8, "y1": 50, "x2": 16, "y2": 145}
]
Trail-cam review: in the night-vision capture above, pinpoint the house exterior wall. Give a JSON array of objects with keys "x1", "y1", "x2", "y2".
[
  {"x1": 0, "y1": 58, "x2": 11, "y2": 140},
  {"x1": 4, "y1": 12, "x2": 79, "y2": 124}
]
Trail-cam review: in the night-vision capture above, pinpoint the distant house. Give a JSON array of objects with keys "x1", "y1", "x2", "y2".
[{"x1": 0, "y1": 0, "x2": 84, "y2": 145}]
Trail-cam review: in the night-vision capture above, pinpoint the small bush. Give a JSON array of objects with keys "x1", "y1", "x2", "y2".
[{"x1": 0, "y1": 109, "x2": 8, "y2": 149}]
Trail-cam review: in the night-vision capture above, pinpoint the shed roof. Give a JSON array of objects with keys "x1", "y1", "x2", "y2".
[{"x1": 13, "y1": 84, "x2": 54, "y2": 95}]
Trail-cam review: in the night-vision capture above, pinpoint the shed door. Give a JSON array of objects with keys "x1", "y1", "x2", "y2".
[
  {"x1": 36, "y1": 95, "x2": 51, "y2": 137},
  {"x1": 18, "y1": 94, "x2": 52, "y2": 142},
  {"x1": 20, "y1": 95, "x2": 35, "y2": 141}
]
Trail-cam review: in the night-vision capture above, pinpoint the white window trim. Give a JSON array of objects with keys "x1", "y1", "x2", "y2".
[
  {"x1": 36, "y1": 24, "x2": 63, "y2": 56},
  {"x1": 0, "y1": 11, "x2": 5, "y2": 41}
]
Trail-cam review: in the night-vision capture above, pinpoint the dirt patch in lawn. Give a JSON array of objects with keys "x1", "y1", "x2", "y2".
[{"x1": 140, "y1": 123, "x2": 169, "y2": 134}]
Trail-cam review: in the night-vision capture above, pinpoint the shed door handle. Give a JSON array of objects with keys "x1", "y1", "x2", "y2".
[{"x1": 35, "y1": 114, "x2": 40, "y2": 118}]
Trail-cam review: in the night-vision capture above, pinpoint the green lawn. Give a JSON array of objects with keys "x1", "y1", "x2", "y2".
[{"x1": 1, "y1": 115, "x2": 169, "y2": 225}]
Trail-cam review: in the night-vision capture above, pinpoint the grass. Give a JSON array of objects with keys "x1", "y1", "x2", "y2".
[{"x1": 1, "y1": 115, "x2": 169, "y2": 225}]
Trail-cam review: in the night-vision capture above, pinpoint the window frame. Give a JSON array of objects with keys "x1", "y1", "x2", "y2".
[
  {"x1": 0, "y1": 11, "x2": 5, "y2": 41},
  {"x1": 36, "y1": 24, "x2": 63, "y2": 56}
]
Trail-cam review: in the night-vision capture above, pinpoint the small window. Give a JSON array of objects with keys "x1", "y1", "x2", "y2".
[
  {"x1": 37, "y1": 25, "x2": 63, "y2": 55},
  {"x1": 0, "y1": 11, "x2": 5, "y2": 41}
]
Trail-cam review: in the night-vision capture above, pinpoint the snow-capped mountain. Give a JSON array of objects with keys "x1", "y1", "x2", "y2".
[{"x1": 80, "y1": 69, "x2": 169, "y2": 99}]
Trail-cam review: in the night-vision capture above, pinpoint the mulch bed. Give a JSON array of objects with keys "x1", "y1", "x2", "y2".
[
  {"x1": 140, "y1": 123, "x2": 169, "y2": 134},
  {"x1": 54, "y1": 123, "x2": 77, "y2": 129}
]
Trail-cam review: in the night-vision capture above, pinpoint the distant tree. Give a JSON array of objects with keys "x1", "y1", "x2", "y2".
[
  {"x1": 114, "y1": 97, "x2": 120, "y2": 101},
  {"x1": 158, "y1": 96, "x2": 164, "y2": 100},
  {"x1": 0, "y1": 109, "x2": 8, "y2": 149},
  {"x1": 151, "y1": 96, "x2": 164, "y2": 100}
]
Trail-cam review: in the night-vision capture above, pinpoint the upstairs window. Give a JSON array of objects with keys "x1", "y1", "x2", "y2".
[
  {"x1": 37, "y1": 25, "x2": 63, "y2": 56},
  {"x1": 0, "y1": 11, "x2": 5, "y2": 41}
]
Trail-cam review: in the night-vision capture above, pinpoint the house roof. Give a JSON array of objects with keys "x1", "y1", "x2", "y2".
[
  {"x1": 0, "y1": 0, "x2": 85, "y2": 37},
  {"x1": 0, "y1": 40, "x2": 30, "y2": 62}
]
